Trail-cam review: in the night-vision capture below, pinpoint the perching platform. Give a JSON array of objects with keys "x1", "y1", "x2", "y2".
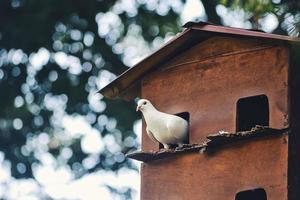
[{"x1": 126, "y1": 126, "x2": 289, "y2": 162}]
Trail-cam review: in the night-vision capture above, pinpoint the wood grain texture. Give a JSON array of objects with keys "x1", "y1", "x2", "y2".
[
  {"x1": 141, "y1": 136, "x2": 288, "y2": 200},
  {"x1": 141, "y1": 45, "x2": 288, "y2": 151},
  {"x1": 127, "y1": 126, "x2": 287, "y2": 162},
  {"x1": 140, "y1": 39, "x2": 289, "y2": 199}
]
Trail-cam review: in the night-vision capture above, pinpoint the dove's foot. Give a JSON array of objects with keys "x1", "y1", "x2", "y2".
[
  {"x1": 163, "y1": 144, "x2": 171, "y2": 149},
  {"x1": 159, "y1": 148, "x2": 172, "y2": 153},
  {"x1": 175, "y1": 143, "x2": 187, "y2": 150}
]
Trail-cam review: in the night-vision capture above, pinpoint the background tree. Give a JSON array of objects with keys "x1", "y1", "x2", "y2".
[{"x1": 0, "y1": 0, "x2": 299, "y2": 199}]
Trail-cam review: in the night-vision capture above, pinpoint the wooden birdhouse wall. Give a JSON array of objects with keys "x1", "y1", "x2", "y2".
[
  {"x1": 141, "y1": 37, "x2": 289, "y2": 151},
  {"x1": 140, "y1": 137, "x2": 288, "y2": 200},
  {"x1": 140, "y1": 37, "x2": 290, "y2": 200}
]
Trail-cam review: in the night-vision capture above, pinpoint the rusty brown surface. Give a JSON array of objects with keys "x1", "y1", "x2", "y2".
[
  {"x1": 127, "y1": 126, "x2": 287, "y2": 162},
  {"x1": 141, "y1": 135, "x2": 288, "y2": 200},
  {"x1": 141, "y1": 43, "x2": 289, "y2": 152},
  {"x1": 159, "y1": 36, "x2": 272, "y2": 72},
  {"x1": 98, "y1": 22, "x2": 297, "y2": 100},
  {"x1": 139, "y1": 40, "x2": 289, "y2": 199}
]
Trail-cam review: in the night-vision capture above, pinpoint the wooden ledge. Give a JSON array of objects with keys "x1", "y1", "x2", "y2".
[
  {"x1": 206, "y1": 125, "x2": 288, "y2": 148},
  {"x1": 126, "y1": 126, "x2": 289, "y2": 162},
  {"x1": 126, "y1": 143, "x2": 207, "y2": 162}
]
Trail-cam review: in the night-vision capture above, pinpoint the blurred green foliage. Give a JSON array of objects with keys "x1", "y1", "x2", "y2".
[{"x1": 218, "y1": 0, "x2": 300, "y2": 33}]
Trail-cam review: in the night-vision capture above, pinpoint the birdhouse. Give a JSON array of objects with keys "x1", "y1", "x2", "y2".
[{"x1": 99, "y1": 22, "x2": 300, "y2": 200}]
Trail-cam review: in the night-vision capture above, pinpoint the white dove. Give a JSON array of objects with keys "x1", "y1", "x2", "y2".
[{"x1": 136, "y1": 99, "x2": 188, "y2": 149}]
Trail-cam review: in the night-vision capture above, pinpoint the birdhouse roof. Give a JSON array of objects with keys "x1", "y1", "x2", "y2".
[{"x1": 99, "y1": 22, "x2": 299, "y2": 100}]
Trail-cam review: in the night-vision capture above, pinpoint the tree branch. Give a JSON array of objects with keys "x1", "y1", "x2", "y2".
[{"x1": 202, "y1": 0, "x2": 222, "y2": 25}]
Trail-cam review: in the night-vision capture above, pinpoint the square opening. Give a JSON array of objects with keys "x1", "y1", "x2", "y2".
[
  {"x1": 235, "y1": 188, "x2": 267, "y2": 200},
  {"x1": 236, "y1": 95, "x2": 269, "y2": 132},
  {"x1": 159, "y1": 112, "x2": 190, "y2": 149}
]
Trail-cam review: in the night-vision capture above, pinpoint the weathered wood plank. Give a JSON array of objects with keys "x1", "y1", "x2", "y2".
[{"x1": 127, "y1": 126, "x2": 288, "y2": 162}]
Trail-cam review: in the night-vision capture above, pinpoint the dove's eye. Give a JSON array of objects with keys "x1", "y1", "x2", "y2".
[{"x1": 143, "y1": 102, "x2": 147, "y2": 105}]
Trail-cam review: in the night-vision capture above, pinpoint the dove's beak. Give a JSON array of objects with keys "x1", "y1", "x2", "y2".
[{"x1": 136, "y1": 105, "x2": 141, "y2": 112}]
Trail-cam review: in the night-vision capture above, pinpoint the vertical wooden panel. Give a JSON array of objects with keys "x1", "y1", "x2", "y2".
[
  {"x1": 142, "y1": 46, "x2": 288, "y2": 150},
  {"x1": 140, "y1": 45, "x2": 289, "y2": 199},
  {"x1": 141, "y1": 136, "x2": 288, "y2": 200}
]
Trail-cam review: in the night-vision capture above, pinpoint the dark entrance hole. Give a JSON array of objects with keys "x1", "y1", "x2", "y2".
[
  {"x1": 236, "y1": 95, "x2": 269, "y2": 132},
  {"x1": 159, "y1": 112, "x2": 190, "y2": 149},
  {"x1": 235, "y1": 188, "x2": 267, "y2": 200}
]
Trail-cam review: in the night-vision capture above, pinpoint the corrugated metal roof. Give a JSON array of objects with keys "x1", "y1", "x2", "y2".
[{"x1": 99, "y1": 22, "x2": 299, "y2": 100}]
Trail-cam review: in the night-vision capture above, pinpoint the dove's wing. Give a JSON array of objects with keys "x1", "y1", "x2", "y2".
[
  {"x1": 146, "y1": 127, "x2": 159, "y2": 143},
  {"x1": 166, "y1": 114, "x2": 188, "y2": 141}
]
